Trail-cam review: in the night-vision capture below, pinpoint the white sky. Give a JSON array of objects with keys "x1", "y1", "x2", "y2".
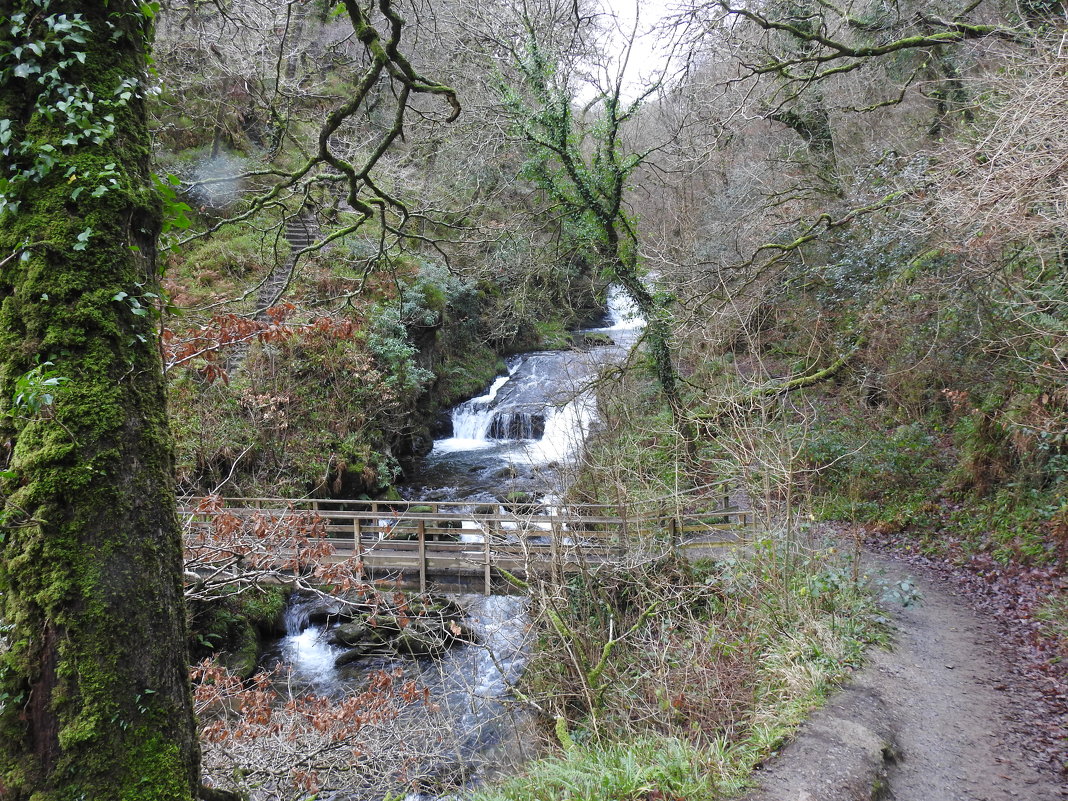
[{"x1": 599, "y1": 0, "x2": 677, "y2": 95}]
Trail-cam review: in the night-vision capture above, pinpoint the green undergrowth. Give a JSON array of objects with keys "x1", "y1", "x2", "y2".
[
  {"x1": 478, "y1": 546, "x2": 883, "y2": 801},
  {"x1": 802, "y1": 398, "x2": 1066, "y2": 567},
  {"x1": 188, "y1": 586, "x2": 289, "y2": 679},
  {"x1": 472, "y1": 736, "x2": 718, "y2": 801},
  {"x1": 164, "y1": 223, "x2": 592, "y2": 497}
]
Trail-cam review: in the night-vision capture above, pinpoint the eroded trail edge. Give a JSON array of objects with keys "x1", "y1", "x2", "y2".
[{"x1": 743, "y1": 552, "x2": 1066, "y2": 801}]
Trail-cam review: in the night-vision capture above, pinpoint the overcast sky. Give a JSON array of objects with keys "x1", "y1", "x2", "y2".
[{"x1": 598, "y1": 0, "x2": 678, "y2": 97}]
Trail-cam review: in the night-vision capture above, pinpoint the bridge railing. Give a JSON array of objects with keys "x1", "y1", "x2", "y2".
[{"x1": 179, "y1": 495, "x2": 751, "y2": 594}]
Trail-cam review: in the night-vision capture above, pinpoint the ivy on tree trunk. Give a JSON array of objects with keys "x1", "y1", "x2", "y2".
[
  {"x1": 0, "y1": 2, "x2": 199, "y2": 798},
  {"x1": 500, "y1": 18, "x2": 691, "y2": 442}
]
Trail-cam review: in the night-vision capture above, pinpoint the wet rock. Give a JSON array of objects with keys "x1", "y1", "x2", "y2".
[
  {"x1": 327, "y1": 622, "x2": 370, "y2": 647},
  {"x1": 392, "y1": 622, "x2": 449, "y2": 657},
  {"x1": 323, "y1": 594, "x2": 476, "y2": 665},
  {"x1": 366, "y1": 615, "x2": 402, "y2": 637},
  {"x1": 500, "y1": 491, "x2": 539, "y2": 516},
  {"x1": 335, "y1": 645, "x2": 372, "y2": 667},
  {"x1": 423, "y1": 597, "x2": 465, "y2": 620},
  {"x1": 489, "y1": 410, "x2": 545, "y2": 440},
  {"x1": 299, "y1": 594, "x2": 360, "y2": 628},
  {"x1": 575, "y1": 332, "x2": 613, "y2": 349}
]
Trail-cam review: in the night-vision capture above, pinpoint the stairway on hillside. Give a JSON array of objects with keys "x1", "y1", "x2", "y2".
[
  {"x1": 225, "y1": 213, "x2": 318, "y2": 374},
  {"x1": 257, "y1": 214, "x2": 316, "y2": 321}
]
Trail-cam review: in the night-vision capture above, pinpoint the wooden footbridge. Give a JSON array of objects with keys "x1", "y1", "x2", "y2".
[{"x1": 181, "y1": 495, "x2": 752, "y2": 595}]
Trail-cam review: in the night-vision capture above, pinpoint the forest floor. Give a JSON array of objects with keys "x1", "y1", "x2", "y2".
[{"x1": 742, "y1": 545, "x2": 1067, "y2": 801}]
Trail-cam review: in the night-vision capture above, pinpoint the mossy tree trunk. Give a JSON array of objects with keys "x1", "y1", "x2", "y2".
[{"x1": 0, "y1": 2, "x2": 198, "y2": 798}]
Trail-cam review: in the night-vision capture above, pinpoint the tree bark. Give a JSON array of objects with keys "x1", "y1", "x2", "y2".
[{"x1": 0, "y1": 2, "x2": 198, "y2": 798}]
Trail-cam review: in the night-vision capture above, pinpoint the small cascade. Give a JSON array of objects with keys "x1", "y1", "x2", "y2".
[
  {"x1": 282, "y1": 594, "x2": 315, "y2": 635},
  {"x1": 449, "y1": 373, "x2": 512, "y2": 441},
  {"x1": 605, "y1": 284, "x2": 645, "y2": 331},
  {"x1": 584, "y1": 284, "x2": 646, "y2": 351},
  {"x1": 530, "y1": 391, "x2": 596, "y2": 464},
  {"x1": 487, "y1": 410, "x2": 545, "y2": 440},
  {"x1": 271, "y1": 596, "x2": 348, "y2": 696}
]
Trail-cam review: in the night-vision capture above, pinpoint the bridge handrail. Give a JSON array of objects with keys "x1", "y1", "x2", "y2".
[
  {"x1": 181, "y1": 494, "x2": 752, "y2": 594},
  {"x1": 177, "y1": 494, "x2": 742, "y2": 519}
]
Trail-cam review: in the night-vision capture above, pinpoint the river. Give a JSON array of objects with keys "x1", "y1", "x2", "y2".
[{"x1": 265, "y1": 287, "x2": 644, "y2": 797}]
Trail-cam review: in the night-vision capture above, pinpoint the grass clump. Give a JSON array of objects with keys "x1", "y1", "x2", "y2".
[
  {"x1": 494, "y1": 542, "x2": 883, "y2": 801},
  {"x1": 472, "y1": 736, "x2": 717, "y2": 801}
]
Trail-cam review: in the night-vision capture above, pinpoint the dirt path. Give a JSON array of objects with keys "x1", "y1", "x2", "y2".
[{"x1": 743, "y1": 552, "x2": 1067, "y2": 801}]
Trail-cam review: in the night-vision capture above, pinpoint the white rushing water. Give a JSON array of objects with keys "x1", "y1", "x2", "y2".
[
  {"x1": 433, "y1": 286, "x2": 642, "y2": 462},
  {"x1": 271, "y1": 286, "x2": 646, "y2": 798},
  {"x1": 448, "y1": 372, "x2": 514, "y2": 443}
]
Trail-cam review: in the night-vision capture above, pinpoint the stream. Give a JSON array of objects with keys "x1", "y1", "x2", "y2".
[{"x1": 265, "y1": 287, "x2": 644, "y2": 797}]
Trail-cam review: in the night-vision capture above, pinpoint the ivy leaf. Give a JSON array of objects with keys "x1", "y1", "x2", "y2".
[{"x1": 72, "y1": 227, "x2": 93, "y2": 251}]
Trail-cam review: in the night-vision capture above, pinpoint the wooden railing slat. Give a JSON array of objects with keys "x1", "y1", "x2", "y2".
[{"x1": 183, "y1": 495, "x2": 751, "y2": 593}]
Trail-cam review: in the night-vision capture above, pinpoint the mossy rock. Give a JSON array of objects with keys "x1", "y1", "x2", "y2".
[
  {"x1": 335, "y1": 645, "x2": 373, "y2": 667},
  {"x1": 189, "y1": 586, "x2": 291, "y2": 670},
  {"x1": 419, "y1": 597, "x2": 466, "y2": 620},
  {"x1": 576, "y1": 332, "x2": 613, "y2": 348},
  {"x1": 392, "y1": 623, "x2": 449, "y2": 657},
  {"x1": 327, "y1": 622, "x2": 371, "y2": 647},
  {"x1": 500, "y1": 491, "x2": 539, "y2": 516},
  {"x1": 219, "y1": 638, "x2": 259, "y2": 680}
]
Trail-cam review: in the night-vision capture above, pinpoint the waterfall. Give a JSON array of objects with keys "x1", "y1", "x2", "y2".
[
  {"x1": 272, "y1": 596, "x2": 348, "y2": 695},
  {"x1": 531, "y1": 390, "x2": 596, "y2": 463},
  {"x1": 261, "y1": 284, "x2": 650, "y2": 798},
  {"x1": 605, "y1": 284, "x2": 645, "y2": 331},
  {"x1": 449, "y1": 373, "x2": 512, "y2": 441}
]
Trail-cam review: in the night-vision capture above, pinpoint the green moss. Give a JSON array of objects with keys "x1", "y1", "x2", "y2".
[
  {"x1": 119, "y1": 734, "x2": 189, "y2": 801},
  {"x1": 0, "y1": 4, "x2": 197, "y2": 796},
  {"x1": 189, "y1": 587, "x2": 290, "y2": 678},
  {"x1": 534, "y1": 320, "x2": 573, "y2": 350}
]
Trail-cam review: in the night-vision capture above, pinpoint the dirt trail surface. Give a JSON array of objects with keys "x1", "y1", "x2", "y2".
[{"x1": 743, "y1": 552, "x2": 1067, "y2": 801}]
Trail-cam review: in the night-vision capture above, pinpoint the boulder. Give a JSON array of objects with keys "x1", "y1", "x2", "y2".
[
  {"x1": 327, "y1": 622, "x2": 370, "y2": 647},
  {"x1": 335, "y1": 646, "x2": 370, "y2": 667},
  {"x1": 392, "y1": 623, "x2": 448, "y2": 657}
]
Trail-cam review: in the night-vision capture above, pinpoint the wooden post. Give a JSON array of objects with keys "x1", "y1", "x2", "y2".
[
  {"x1": 669, "y1": 516, "x2": 679, "y2": 550},
  {"x1": 418, "y1": 519, "x2": 426, "y2": 594},
  {"x1": 550, "y1": 520, "x2": 561, "y2": 585},
  {"x1": 353, "y1": 518, "x2": 364, "y2": 582},
  {"x1": 484, "y1": 527, "x2": 492, "y2": 596}
]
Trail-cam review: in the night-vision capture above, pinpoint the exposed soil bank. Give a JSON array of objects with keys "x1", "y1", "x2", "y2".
[{"x1": 743, "y1": 551, "x2": 1066, "y2": 801}]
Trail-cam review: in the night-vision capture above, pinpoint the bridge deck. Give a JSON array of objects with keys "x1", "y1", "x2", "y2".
[{"x1": 181, "y1": 496, "x2": 751, "y2": 594}]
